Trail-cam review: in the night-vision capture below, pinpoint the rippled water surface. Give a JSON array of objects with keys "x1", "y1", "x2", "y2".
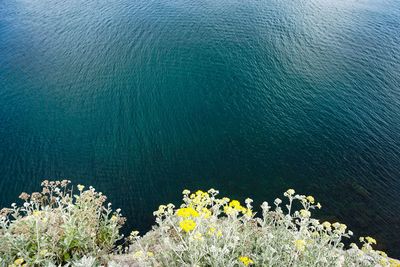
[{"x1": 1, "y1": 0, "x2": 400, "y2": 256}]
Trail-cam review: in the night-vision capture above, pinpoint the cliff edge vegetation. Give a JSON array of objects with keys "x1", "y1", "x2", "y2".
[{"x1": 0, "y1": 181, "x2": 399, "y2": 267}]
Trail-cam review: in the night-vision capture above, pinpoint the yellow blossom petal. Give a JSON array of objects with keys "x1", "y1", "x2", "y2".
[
  {"x1": 179, "y1": 219, "x2": 196, "y2": 232},
  {"x1": 239, "y1": 256, "x2": 254, "y2": 266},
  {"x1": 14, "y1": 258, "x2": 24, "y2": 265},
  {"x1": 294, "y1": 239, "x2": 306, "y2": 252},
  {"x1": 306, "y1": 195, "x2": 315, "y2": 204}
]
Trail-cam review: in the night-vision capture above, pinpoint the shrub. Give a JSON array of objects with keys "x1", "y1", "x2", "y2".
[
  {"x1": 125, "y1": 188, "x2": 400, "y2": 267},
  {"x1": 1, "y1": 183, "x2": 400, "y2": 266},
  {"x1": 0, "y1": 180, "x2": 125, "y2": 266}
]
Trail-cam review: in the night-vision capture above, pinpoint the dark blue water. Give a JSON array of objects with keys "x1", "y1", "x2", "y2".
[{"x1": 1, "y1": 0, "x2": 400, "y2": 257}]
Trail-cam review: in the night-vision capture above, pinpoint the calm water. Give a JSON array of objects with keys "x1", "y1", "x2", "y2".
[{"x1": 1, "y1": 0, "x2": 400, "y2": 257}]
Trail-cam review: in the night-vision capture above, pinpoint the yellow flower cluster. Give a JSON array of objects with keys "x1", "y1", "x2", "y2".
[
  {"x1": 32, "y1": 210, "x2": 41, "y2": 217},
  {"x1": 176, "y1": 207, "x2": 199, "y2": 218},
  {"x1": 132, "y1": 250, "x2": 154, "y2": 259},
  {"x1": 239, "y1": 256, "x2": 254, "y2": 266},
  {"x1": 206, "y1": 226, "x2": 222, "y2": 238},
  {"x1": 175, "y1": 190, "x2": 219, "y2": 234},
  {"x1": 201, "y1": 207, "x2": 212, "y2": 218},
  {"x1": 155, "y1": 187, "x2": 393, "y2": 266},
  {"x1": 389, "y1": 258, "x2": 400, "y2": 267},
  {"x1": 193, "y1": 232, "x2": 204, "y2": 241},
  {"x1": 179, "y1": 219, "x2": 196, "y2": 232},
  {"x1": 189, "y1": 190, "x2": 211, "y2": 207},
  {"x1": 306, "y1": 195, "x2": 315, "y2": 204},
  {"x1": 285, "y1": 189, "x2": 295, "y2": 196},
  {"x1": 303, "y1": 194, "x2": 321, "y2": 209},
  {"x1": 365, "y1": 236, "x2": 377, "y2": 245},
  {"x1": 224, "y1": 200, "x2": 252, "y2": 217},
  {"x1": 10, "y1": 258, "x2": 26, "y2": 267},
  {"x1": 294, "y1": 239, "x2": 306, "y2": 252},
  {"x1": 299, "y1": 209, "x2": 311, "y2": 218},
  {"x1": 322, "y1": 221, "x2": 331, "y2": 230},
  {"x1": 175, "y1": 189, "x2": 255, "y2": 238},
  {"x1": 77, "y1": 184, "x2": 85, "y2": 191},
  {"x1": 207, "y1": 227, "x2": 216, "y2": 235}
]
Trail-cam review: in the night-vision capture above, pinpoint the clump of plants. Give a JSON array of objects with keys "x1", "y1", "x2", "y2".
[
  {"x1": 124, "y1": 189, "x2": 400, "y2": 267},
  {"x1": 0, "y1": 180, "x2": 125, "y2": 266},
  {"x1": 1, "y1": 182, "x2": 400, "y2": 267}
]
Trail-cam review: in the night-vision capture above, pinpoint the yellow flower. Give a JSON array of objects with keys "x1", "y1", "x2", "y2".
[
  {"x1": 193, "y1": 190, "x2": 209, "y2": 199},
  {"x1": 389, "y1": 258, "x2": 400, "y2": 267},
  {"x1": 244, "y1": 208, "x2": 253, "y2": 218},
  {"x1": 239, "y1": 256, "x2": 254, "y2": 266},
  {"x1": 299, "y1": 209, "x2": 311, "y2": 218},
  {"x1": 40, "y1": 249, "x2": 48, "y2": 256},
  {"x1": 156, "y1": 205, "x2": 167, "y2": 215},
  {"x1": 361, "y1": 244, "x2": 369, "y2": 253},
  {"x1": 207, "y1": 227, "x2": 216, "y2": 235},
  {"x1": 194, "y1": 232, "x2": 204, "y2": 241},
  {"x1": 294, "y1": 239, "x2": 306, "y2": 252},
  {"x1": 132, "y1": 251, "x2": 144, "y2": 259},
  {"x1": 380, "y1": 258, "x2": 388, "y2": 266},
  {"x1": 196, "y1": 190, "x2": 204, "y2": 195},
  {"x1": 176, "y1": 207, "x2": 199, "y2": 218},
  {"x1": 14, "y1": 258, "x2": 24, "y2": 265},
  {"x1": 229, "y1": 200, "x2": 241, "y2": 208},
  {"x1": 147, "y1": 251, "x2": 154, "y2": 257},
  {"x1": 311, "y1": 231, "x2": 320, "y2": 238},
  {"x1": 338, "y1": 224, "x2": 347, "y2": 233},
  {"x1": 306, "y1": 196, "x2": 315, "y2": 204},
  {"x1": 111, "y1": 215, "x2": 118, "y2": 222},
  {"x1": 286, "y1": 189, "x2": 295, "y2": 195},
  {"x1": 229, "y1": 200, "x2": 247, "y2": 213},
  {"x1": 322, "y1": 221, "x2": 331, "y2": 230},
  {"x1": 377, "y1": 250, "x2": 388, "y2": 257},
  {"x1": 224, "y1": 206, "x2": 236, "y2": 215},
  {"x1": 32, "y1": 210, "x2": 41, "y2": 217},
  {"x1": 350, "y1": 243, "x2": 358, "y2": 249},
  {"x1": 316, "y1": 202, "x2": 322, "y2": 209},
  {"x1": 201, "y1": 208, "x2": 211, "y2": 218},
  {"x1": 179, "y1": 219, "x2": 196, "y2": 232},
  {"x1": 216, "y1": 230, "x2": 223, "y2": 238},
  {"x1": 77, "y1": 184, "x2": 85, "y2": 191},
  {"x1": 222, "y1": 197, "x2": 230, "y2": 203},
  {"x1": 365, "y1": 236, "x2": 377, "y2": 245},
  {"x1": 192, "y1": 199, "x2": 201, "y2": 206}
]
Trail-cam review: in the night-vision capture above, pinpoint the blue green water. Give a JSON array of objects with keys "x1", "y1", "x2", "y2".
[{"x1": 1, "y1": 0, "x2": 400, "y2": 257}]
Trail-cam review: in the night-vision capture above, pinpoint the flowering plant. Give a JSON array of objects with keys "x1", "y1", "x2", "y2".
[
  {"x1": 121, "y1": 188, "x2": 399, "y2": 267},
  {"x1": 1, "y1": 182, "x2": 400, "y2": 267},
  {"x1": 0, "y1": 181, "x2": 125, "y2": 266}
]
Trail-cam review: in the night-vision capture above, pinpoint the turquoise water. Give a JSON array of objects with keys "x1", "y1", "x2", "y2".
[{"x1": 1, "y1": 0, "x2": 400, "y2": 256}]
